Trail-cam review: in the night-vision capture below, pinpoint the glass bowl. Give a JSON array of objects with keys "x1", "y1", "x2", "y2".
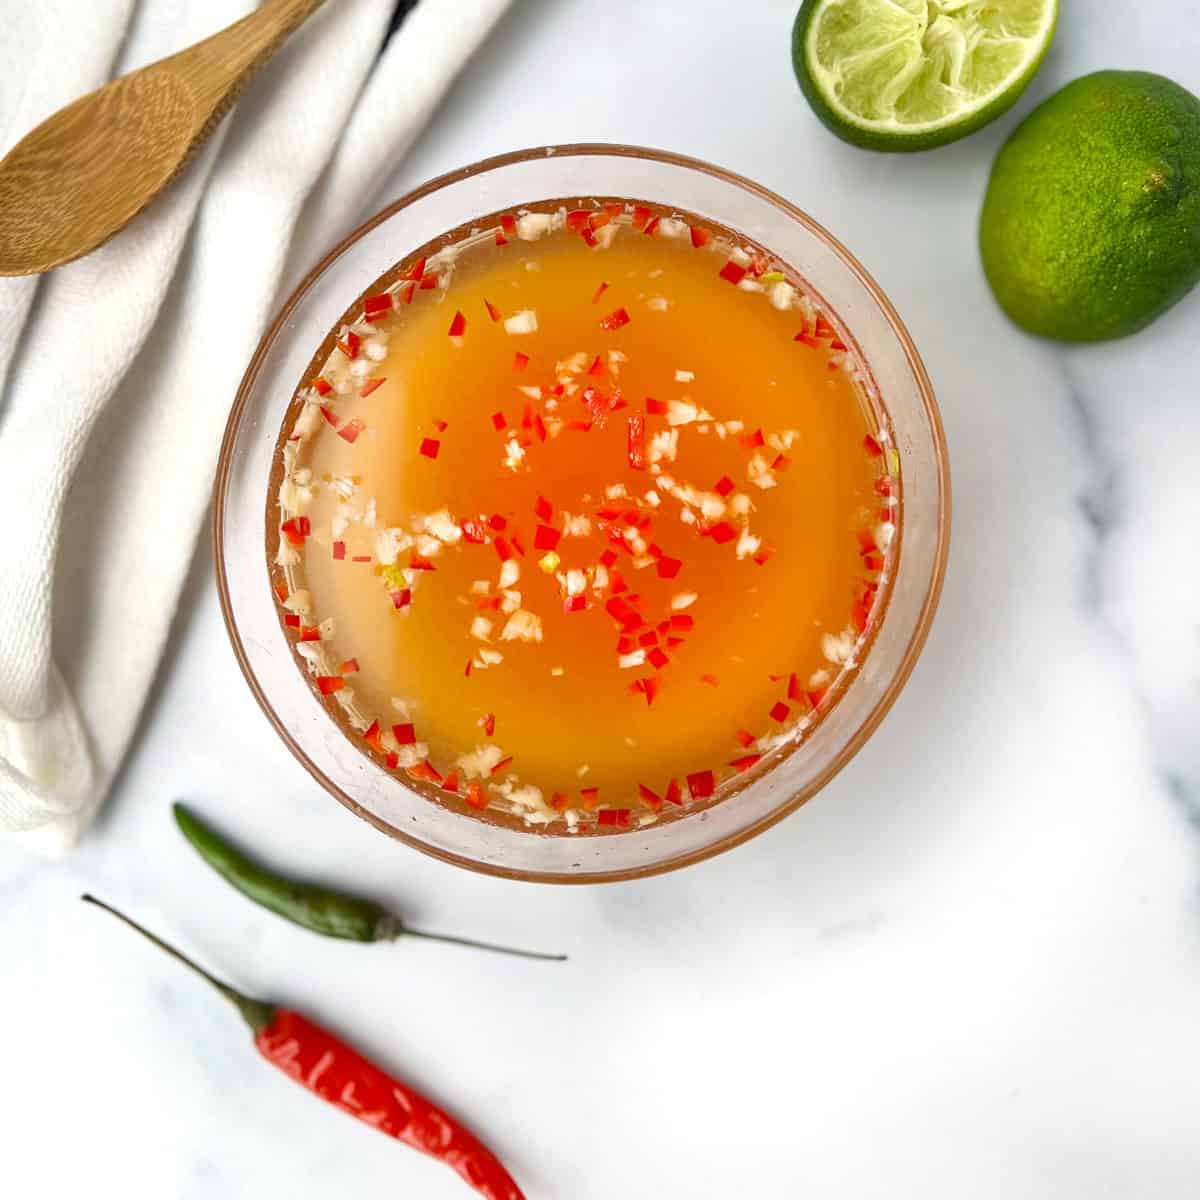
[{"x1": 214, "y1": 144, "x2": 949, "y2": 883}]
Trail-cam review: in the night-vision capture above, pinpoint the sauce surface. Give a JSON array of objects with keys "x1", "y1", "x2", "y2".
[{"x1": 273, "y1": 207, "x2": 896, "y2": 829}]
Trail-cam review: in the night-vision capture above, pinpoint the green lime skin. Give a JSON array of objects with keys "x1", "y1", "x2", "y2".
[
  {"x1": 791, "y1": 0, "x2": 1057, "y2": 153},
  {"x1": 981, "y1": 70, "x2": 1200, "y2": 341}
]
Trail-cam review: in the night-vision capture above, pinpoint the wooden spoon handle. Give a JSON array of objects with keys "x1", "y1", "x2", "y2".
[{"x1": 173, "y1": 0, "x2": 331, "y2": 117}]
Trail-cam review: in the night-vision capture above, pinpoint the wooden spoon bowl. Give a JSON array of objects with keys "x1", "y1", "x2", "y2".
[{"x1": 0, "y1": 0, "x2": 326, "y2": 276}]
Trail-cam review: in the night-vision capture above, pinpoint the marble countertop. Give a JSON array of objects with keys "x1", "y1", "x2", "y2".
[{"x1": 3, "y1": 2, "x2": 1198, "y2": 1196}]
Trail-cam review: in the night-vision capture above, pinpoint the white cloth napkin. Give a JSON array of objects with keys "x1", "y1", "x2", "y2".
[{"x1": 0, "y1": 0, "x2": 511, "y2": 853}]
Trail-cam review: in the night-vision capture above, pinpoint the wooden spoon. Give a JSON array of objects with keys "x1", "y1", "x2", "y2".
[{"x1": 0, "y1": 0, "x2": 328, "y2": 277}]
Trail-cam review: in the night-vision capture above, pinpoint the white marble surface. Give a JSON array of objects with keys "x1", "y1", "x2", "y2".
[{"x1": 3, "y1": 2, "x2": 1199, "y2": 1196}]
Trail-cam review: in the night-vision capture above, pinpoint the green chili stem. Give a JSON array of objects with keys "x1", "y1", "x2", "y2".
[
  {"x1": 81, "y1": 895, "x2": 275, "y2": 1034},
  {"x1": 401, "y1": 926, "x2": 568, "y2": 962}
]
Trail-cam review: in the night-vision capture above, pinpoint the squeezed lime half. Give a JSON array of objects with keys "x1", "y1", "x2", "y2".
[{"x1": 792, "y1": 0, "x2": 1058, "y2": 152}]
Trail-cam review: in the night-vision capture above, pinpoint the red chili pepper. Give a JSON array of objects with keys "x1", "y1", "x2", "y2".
[{"x1": 82, "y1": 897, "x2": 525, "y2": 1200}]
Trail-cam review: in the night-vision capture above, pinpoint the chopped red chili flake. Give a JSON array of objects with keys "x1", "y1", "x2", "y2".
[
  {"x1": 484, "y1": 298, "x2": 501, "y2": 322},
  {"x1": 512, "y1": 351, "x2": 529, "y2": 371},
  {"x1": 638, "y1": 783, "x2": 662, "y2": 808},
  {"x1": 494, "y1": 537, "x2": 513, "y2": 562},
  {"x1": 360, "y1": 377, "x2": 386, "y2": 398},
  {"x1": 441, "y1": 770, "x2": 460, "y2": 794},
  {"x1": 549, "y1": 791, "x2": 569, "y2": 811},
  {"x1": 533, "y1": 495, "x2": 552, "y2": 523},
  {"x1": 495, "y1": 229, "x2": 508, "y2": 246},
  {"x1": 770, "y1": 701, "x2": 790, "y2": 723},
  {"x1": 390, "y1": 588, "x2": 411, "y2": 609},
  {"x1": 402, "y1": 256, "x2": 426, "y2": 282},
  {"x1": 643, "y1": 216, "x2": 661, "y2": 237},
  {"x1": 709, "y1": 522, "x2": 737, "y2": 545},
  {"x1": 862, "y1": 434, "x2": 883, "y2": 457},
  {"x1": 600, "y1": 307, "x2": 630, "y2": 331},
  {"x1": 488, "y1": 513, "x2": 507, "y2": 531},
  {"x1": 598, "y1": 808, "x2": 631, "y2": 827},
  {"x1": 736, "y1": 729, "x2": 757, "y2": 748},
  {"x1": 312, "y1": 376, "x2": 332, "y2": 396},
  {"x1": 363, "y1": 293, "x2": 392, "y2": 315},
  {"x1": 419, "y1": 273, "x2": 438, "y2": 290},
  {"x1": 392, "y1": 723, "x2": 416, "y2": 745},
  {"x1": 689, "y1": 224, "x2": 711, "y2": 248},
  {"x1": 407, "y1": 760, "x2": 443, "y2": 785},
  {"x1": 729, "y1": 754, "x2": 762, "y2": 772},
  {"x1": 447, "y1": 311, "x2": 466, "y2": 338},
  {"x1": 794, "y1": 331, "x2": 822, "y2": 348},
  {"x1": 599, "y1": 548, "x2": 618, "y2": 568},
  {"x1": 815, "y1": 314, "x2": 836, "y2": 338},
  {"x1": 280, "y1": 518, "x2": 307, "y2": 547},
  {"x1": 563, "y1": 594, "x2": 587, "y2": 613},
  {"x1": 465, "y1": 780, "x2": 487, "y2": 809},
  {"x1": 863, "y1": 553, "x2": 884, "y2": 572},
  {"x1": 700, "y1": 673, "x2": 720, "y2": 687},
  {"x1": 433, "y1": 419, "x2": 448, "y2": 433},
  {"x1": 642, "y1": 676, "x2": 661, "y2": 705},
  {"x1": 464, "y1": 660, "x2": 473, "y2": 677},
  {"x1": 687, "y1": 770, "x2": 715, "y2": 799},
  {"x1": 336, "y1": 331, "x2": 361, "y2": 359},
  {"x1": 580, "y1": 226, "x2": 598, "y2": 247},
  {"x1": 645, "y1": 396, "x2": 667, "y2": 415},
  {"x1": 565, "y1": 209, "x2": 590, "y2": 233},
  {"x1": 330, "y1": 541, "x2": 346, "y2": 563},
  {"x1": 718, "y1": 259, "x2": 747, "y2": 285},
  {"x1": 787, "y1": 673, "x2": 803, "y2": 702},
  {"x1": 580, "y1": 787, "x2": 600, "y2": 810},
  {"x1": 460, "y1": 518, "x2": 486, "y2": 544},
  {"x1": 749, "y1": 254, "x2": 769, "y2": 277},
  {"x1": 351, "y1": 554, "x2": 373, "y2": 564},
  {"x1": 317, "y1": 676, "x2": 344, "y2": 696},
  {"x1": 419, "y1": 437, "x2": 440, "y2": 459},
  {"x1": 588, "y1": 210, "x2": 611, "y2": 231},
  {"x1": 339, "y1": 658, "x2": 359, "y2": 675},
  {"x1": 490, "y1": 413, "x2": 507, "y2": 434},
  {"x1": 338, "y1": 418, "x2": 366, "y2": 444},
  {"x1": 637, "y1": 630, "x2": 658, "y2": 649},
  {"x1": 647, "y1": 647, "x2": 670, "y2": 670},
  {"x1": 712, "y1": 475, "x2": 735, "y2": 497},
  {"x1": 627, "y1": 413, "x2": 645, "y2": 470},
  {"x1": 591, "y1": 280, "x2": 609, "y2": 304},
  {"x1": 363, "y1": 720, "x2": 383, "y2": 750},
  {"x1": 740, "y1": 427, "x2": 765, "y2": 450},
  {"x1": 299, "y1": 626, "x2": 321, "y2": 642},
  {"x1": 500, "y1": 214, "x2": 517, "y2": 237},
  {"x1": 478, "y1": 712, "x2": 496, "y2": 737},
  {"x1": 511, "y1": 533, "x2": 526, "y2": 557},
  {"x1": 399, "y1": 281, "x2": 415, "y2": 305},
  {"x1": 631, "y1": 205, "x2": 652, "y2": 231},
  {"x1": 586, "y1": 354, "x2": 604, "y2": 377},
  {"x1": 875, "y1": 475, "x2": 893, "y2": 497},
  {"x1": 385, "y1": 752, "x2": 399, "y2": 770},
  {"x1": 829, "y1": 338, "x2": 848, "y2": 352},
  {"x1": 319, "y1": 405, "x2": 338, "y2": 425},
  {"x1": 407, "y1": 553, "x2": 436, "y2": 572},
  {"x1": 656, "y1": 556, "x2": 682, "y2": 579},
  {"x1": 284, "y1": 613, "x2": 300, "y2": 628}
]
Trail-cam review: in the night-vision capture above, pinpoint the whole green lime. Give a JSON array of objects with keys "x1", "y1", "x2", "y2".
[{"x1": 980, "y1": 70, "x2": 1200, "y2": 341}]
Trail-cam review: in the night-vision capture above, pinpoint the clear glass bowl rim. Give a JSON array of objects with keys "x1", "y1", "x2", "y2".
[{"x1": 213, "y1": 142, "x2": 951, "y2": 883}]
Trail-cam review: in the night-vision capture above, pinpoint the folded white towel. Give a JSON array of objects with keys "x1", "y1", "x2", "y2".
[{"x1": 0, "y1": 0, "x2": 511, "y2": 853}]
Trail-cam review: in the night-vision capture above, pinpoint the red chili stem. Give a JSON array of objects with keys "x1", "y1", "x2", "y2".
[{"x1": 82, "y1": 896, "x2": 528, "y2": 1200}]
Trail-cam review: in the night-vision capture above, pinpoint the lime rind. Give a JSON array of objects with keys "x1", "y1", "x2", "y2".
[{"x1": 793, "y1": 0, "x2": 1058, "y2": 152}]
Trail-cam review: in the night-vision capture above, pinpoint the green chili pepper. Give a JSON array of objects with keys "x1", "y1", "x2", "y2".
[{"x1": 173, "y1": 804, "x2": 565, "y2": 961}]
